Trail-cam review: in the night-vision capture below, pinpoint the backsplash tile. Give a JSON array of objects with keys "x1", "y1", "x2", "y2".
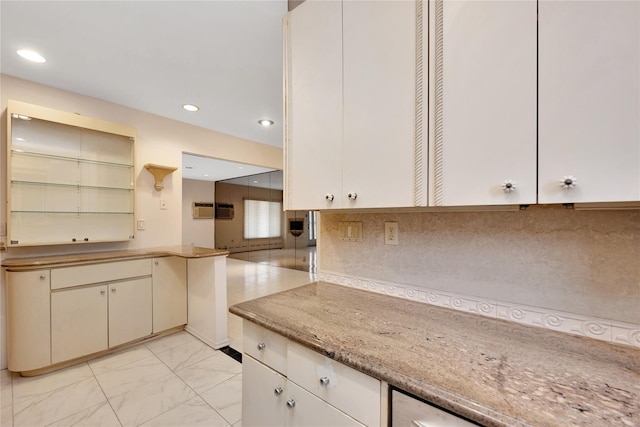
[
  {"x1": 319, "y1": 269, "x2": 639, "y2": 348},
  {"x1": 318, "y1": 207, "x2": 639, "y2": 347}
]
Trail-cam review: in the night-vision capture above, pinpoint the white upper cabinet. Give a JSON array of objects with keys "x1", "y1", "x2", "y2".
[
  {"x1": 285, "y1": 0, "x2": 343, "y2": 211},
  {"x1": 429, "y1": 0, "x2": 537, "y2": 206},
  {"x1": 538, "y1": 0, "x2": 640, "y2": 204},
  {"x1": 342, "y1": 0, "x2": 424, "y2": 209},
  {"x1": 285, "y1": 0, "x2": 427, "y2": 210}
]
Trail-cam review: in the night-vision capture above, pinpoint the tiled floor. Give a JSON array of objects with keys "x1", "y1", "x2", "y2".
[{"x1": 1, "y1": 258, "x2": 316, "y2": 427}]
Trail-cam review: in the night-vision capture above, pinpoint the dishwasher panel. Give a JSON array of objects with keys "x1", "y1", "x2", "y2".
[{"x1": 391, "y1": 389, "x2": 479, "y2": 427}]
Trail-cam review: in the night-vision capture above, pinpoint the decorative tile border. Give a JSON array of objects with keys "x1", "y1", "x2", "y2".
[{"x1": 318, "y1": 270, "x2": 640, "y2": 349}]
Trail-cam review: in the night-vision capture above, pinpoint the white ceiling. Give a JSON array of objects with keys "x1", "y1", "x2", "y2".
[{"x1": 1, "y1": 0, "x2": 287, "y2": 181}]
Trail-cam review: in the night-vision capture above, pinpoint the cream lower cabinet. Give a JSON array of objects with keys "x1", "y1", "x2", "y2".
[
  {"x1": 5, "y1": 270, "x2": 51, "y2": 372},
  {"x1": 242, "y1": 321, "x2": 380, "y2": 427},
  {"x1": 52, "y1": 277, "x2": 152, "y2": 364},
  {"x1": 152, "y1": 256, "x2": 187, "y2": 333},
  {"x1": 51, "y1": 285, "x2": 108, "y2": 364}
]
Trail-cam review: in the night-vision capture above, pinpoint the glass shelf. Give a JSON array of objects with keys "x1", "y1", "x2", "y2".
[
  {"x1": 11, "y1": 180, "x2": 134, "y2": 192},
  {"x1": 11, "y1": 150, "x2": 134, "y2": 168},
  {"x1": 10, "y1": 211, "x2": 134, "y2": 215}
]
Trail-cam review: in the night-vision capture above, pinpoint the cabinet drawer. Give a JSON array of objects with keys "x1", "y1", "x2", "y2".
[
  {"x1": 287, "y1": 341, "x2": 380, "y2": 427},
  {"x1": 243, "y1": 321, "x2": 288, "y2": 375},
  {"x1": 51, "y1": 258, "x2": 152, "y2": 290}
]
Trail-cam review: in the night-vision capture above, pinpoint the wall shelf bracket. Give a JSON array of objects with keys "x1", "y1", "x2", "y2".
[{"x1": 144, "y1": 163, "x2": 178, "y2": 191}]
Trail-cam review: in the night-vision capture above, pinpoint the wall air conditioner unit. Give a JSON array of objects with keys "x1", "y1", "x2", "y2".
[
  {"x1": 215, "y1": 202, "x2": 235, "y2": 220},
  {"x1": 193, "y1": 202, "x2": 214, "y2": 219}
]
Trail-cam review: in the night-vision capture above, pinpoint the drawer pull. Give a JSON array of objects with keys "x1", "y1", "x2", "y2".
[
  {"x1": 286, "y1": 399, "x2": 296, "y2": 408},
  {"x1": 319, "y1": 376, "x2": 330, "y2": 386},
  {"x1": 274, "y1": 387, "x2": 283, "y2": 396},
  {"x1": 257, "y1": 343, "x2": 266, "y2": 351}
]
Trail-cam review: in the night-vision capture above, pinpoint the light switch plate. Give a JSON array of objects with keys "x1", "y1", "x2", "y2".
[
  {"x1": 339, "y1": 221, "x2": 363, "y2": 242},
  {"x1": 137, "y1": 219, "x2": 145, "y2": 230}
]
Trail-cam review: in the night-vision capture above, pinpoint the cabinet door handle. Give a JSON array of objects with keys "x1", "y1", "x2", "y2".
[
  {"x1": 559, "y1": 176, "x2": 577, "y2": 189},
  {"x1": 347, "y1": 192, "x2": 358, "y2": 200},
  {"x1": 84, "y1": 237, "x2": 89, "y2": 242},
  {"x1": 100, "y1": 289, "x2": 106, "y2": 295},
  {"x1": 325, "y1": 193, "x2": 335, "y2": 202},
  {"x1": 286, "y1": 399, "x2": 296, "y2": 408},
  {"x1": 154, "y1": 260, "x2": 159, "y2": 266},
  {"x1": 274, "y1": 387, "x2": 283, "y2": 396},
  {"x1": 111, "y1": 287, "x2": 116, "y2": 293},
  {"x1": 319, "y1": 376, "x2": 330, "y2": 386},
  {"x1": 40, "y1": 274, "x2": 46, "y2": 280},
  {"x1": 257, "y1": 343, "x2": 266, "y2": 351},
  {"x1": 502, "y1": 180, "x2": 516, "y2": 193}
]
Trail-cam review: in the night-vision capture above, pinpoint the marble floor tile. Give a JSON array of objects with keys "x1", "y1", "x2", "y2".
[
  {"x1": 13, "y1": 377, "x2": 106, "y2": 427},
  {"x1": 175, "y1": 352, "x2": 242, "y2": 395},
  {"x1": 1, "y1": 405, "x2": 12, "y2": 427},
  {"x1": 140, "y1": 396, "x2": 230, "y2": 427},
  {"x1": 95, "y1": 355, "x2": 173, "y2": 399},
  {"x1": 88, "y1": 344, "x2": 155, "y2": 377},
  {"x1": 12, "y1": 363, "x2": 94, "y2": 405},
  {"x1": 1, "y1": 369, "x2": 13, "y2": 410},
  {"x1": 45, "y1": 401, "x2": 121, "y2": 427},
  {"x1": 200, "y1": 374, "x2": 242, "y2": 426},
  {"x1": 145, "y1": 331, "x2": 201, "y2": 356},
  {"x1": 108, "y1": 373, "x2": 196, "y2": 427},
  {"x1": 154, "y1": 338, "x2": 217, "y2": 372}
]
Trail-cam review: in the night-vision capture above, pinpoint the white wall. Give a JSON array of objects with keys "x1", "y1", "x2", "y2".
[
  {"x1": 182, "y1": 179, "x2": 215, "y2": 248},
  {"x1": 0, "y1": 74, "x2": 283, "y2": 369}
]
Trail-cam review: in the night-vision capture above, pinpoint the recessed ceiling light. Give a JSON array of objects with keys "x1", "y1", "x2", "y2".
[
  {"x1": 204, "y1": 174, "x2": 209, "y2": 177},
  {"x1": 253, "y1": 180, "x2": 259, "y2": 184},
  {"x1": 258, "y1": 119, "x2": 274, "y2": 127},
  {"x1": 17, "y1": 49, "x2": 46, "y2": 63},
  {"x1": 182, "y1": 104, "x2": 200, "y2": 112}
]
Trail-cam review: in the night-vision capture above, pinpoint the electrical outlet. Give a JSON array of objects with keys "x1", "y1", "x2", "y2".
[
  {"x1": 385, "y1": 222, "x2": 399, "y2": 245},
  {"x1": 160, "y1": 199, "x2": 167, "y2": 210}
]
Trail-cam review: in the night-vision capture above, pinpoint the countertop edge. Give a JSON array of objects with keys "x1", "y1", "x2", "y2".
[{"x1": 1, "y1": 246, "x2": 229, "y2": 270}]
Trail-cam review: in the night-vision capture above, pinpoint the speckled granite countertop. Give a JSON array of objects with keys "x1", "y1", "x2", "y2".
[
  {"x1": 230, "y1": 282, "x2": 640, "y2": 427},
  {"x1": 1, "y1": 245, "x2": 229, "y2": 270}
]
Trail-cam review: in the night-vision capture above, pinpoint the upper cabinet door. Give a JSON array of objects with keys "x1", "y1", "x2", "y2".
[
  {"x1": 539, "y1": 0, "x2": 640, "y2": 204},
  {"x1": 342, "y1": 0, "x2": 426, "y2": 208},
  {"x1": 285, "y1": 0, "x2": 343, "y2": 210},
  {"x1": 430, "y1": 0, "x2": 537, "y2": 206}
]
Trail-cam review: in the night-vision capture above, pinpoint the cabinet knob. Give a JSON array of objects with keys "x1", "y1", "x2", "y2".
[
  {"x1": 111, "y1": 287, "x2": 116, "y2": 293},
  {"x1": 84, "y1": 238, "x2": 89, "y2": 242},
  {"x1": 257, "y1": 343, "x2": 266, "y2": 351},
  {"x1": 274, "y1": 387, "x2": 283, "y2": 396},
  {"x1": 347, "y1": 192, "x2": 358, "y2": 200},
  {"x1": 325, "y1": 193, "x2": 335, "y2": 202},
  {"x1": 40, "y1": 274, "x2": 46, "y2": 280},
  {"x1": 501, "y1": 180, "x2": 517, "y2": 193},
  {"x1": 559, "y1": 176, "x2": 577, "y2": 189},
  {"x1": 319, "y1": 376, "x2": 330, "y2": 386},
  {"x1": 286, "y1": 399, "x2": 296, "y2": 408},
  {"x1": 154, "y1": 260, "x2": 159, "y2": 266},
  {"x1": 100, "y1": 289, "x2": 106, "y2": 295}
]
